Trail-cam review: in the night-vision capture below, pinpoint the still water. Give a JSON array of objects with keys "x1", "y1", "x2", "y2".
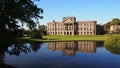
[{"x1": 0, "y1": 41, "x2": 120, "y2": 68}]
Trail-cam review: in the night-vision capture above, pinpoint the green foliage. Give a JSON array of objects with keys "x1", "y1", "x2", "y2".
[
  {"x1": 24, "y1": 30, "x2": 31, "y2": 37},
  {"x1": 38, "y1": 25, "x2": 47, "y2": 35},
  {"x1": 104, "y1": 22, "x2": 110, "y2": 31},
  {"x1": 30, "y1": 29, "x2": 42, "y2": 39},
  {"x1": 110, "y1": 18, "x2": 120, "y2": 25},
  {"x1": 104, "y1": 35, "x2": 120, "y2": 55},
  {"x1": 104, "y1": 18, "x2": 120, "y2": 33},
  {"x1": 105, "y1": 46, "x2": 120, "y2": 55},
  {"x1": 105, "y1": 36, "x2": 120, "y2": 47},
  {"x1": 0, "y1": 0, "x2": 43, "y2": 39}
]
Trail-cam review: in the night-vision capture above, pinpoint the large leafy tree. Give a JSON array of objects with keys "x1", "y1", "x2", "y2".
[
  {"x1": 104, "y1": 18, "x2": 120, "y2": 33},
  {"x1": 0, "y1": 0, "x2": 43, "y2": 38},
  {"x1": 110, "y1": 18, "x2": 120, "y2": 25}
]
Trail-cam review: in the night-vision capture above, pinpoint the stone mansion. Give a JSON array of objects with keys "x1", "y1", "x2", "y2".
[{"x1": 47, "y1": 17, "x2": 96, "y2": 35}]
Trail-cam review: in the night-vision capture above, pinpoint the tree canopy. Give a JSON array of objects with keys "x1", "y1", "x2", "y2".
[
  {"x1": 104, "y1": 18, "x2": 120, "y2": 32},
  {"x1": 110, "y1": 18, "x2": 120, "y2": 25},
  {"x1": 0, "y1": 0, "x2": 43, "y2": 38}
]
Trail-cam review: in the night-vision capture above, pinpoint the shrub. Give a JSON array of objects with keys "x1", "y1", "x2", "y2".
[
  {"x1": 105, "y1": 36, "x2": 120, "y2": 47},
  {"x1": 30, "y1": 29, "x2": 42, "y2": 39},
  {"x1": 105, "y1": 36, "x2": 120, "y2": 54}
]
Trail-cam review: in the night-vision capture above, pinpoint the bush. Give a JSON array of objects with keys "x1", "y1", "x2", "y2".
[
  {"x1": 105, "y1": 36, "x2": 120, "y2": 54},
  {"x1": 105, "y1": 36, "x2": 120, "y2": 47},
  {"x1": 30, "y1": 29, "x2": 42, "y2": 39}
]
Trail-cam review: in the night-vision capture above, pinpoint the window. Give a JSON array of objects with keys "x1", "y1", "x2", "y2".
[
  {"x1": 84, "y1": 32, "x2": 86, "y2": 35},
  {"x1": 84, "y1": 24, "x2": 86, "y2": 26},
  {"x1": 67, "y1": 32, "x2": 69, "y2": 35},
  {"x1": 81, "y1": 28, "x2": 83, "y2": 30},
  {"x1": 70, "y1": 32, "x2": 72, "y2": 35},
  {"x1": 64, "y1": 32, "x2": 66, "y2": 35},
  {"x1": 90, "y1": 32, "x2": 92, "y2": 34},
  {"x1": 87, "y1": 32, "x2": 89, "y2": 35},
  {"x1": 81, "y1": 32, "x2": 83, "y2": 35}
]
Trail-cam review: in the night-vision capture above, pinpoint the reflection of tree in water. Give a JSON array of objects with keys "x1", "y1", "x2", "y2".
[
  {"x1": 30, "y1": 42, "x2": 41, "y2": 52},
  {"x1": 0, "y1": 53, "x2": 5, "y2": 64},
  {"x1": 105, "y1": 46, "x2": 120, "y2": 55},
  {"x1": 0, "y1": 41, "x2": 42, "y2": 56},
  {"x1": 7, "y1": 43, "x2": 31, "y2": 56},
  {"x1": 0, "y1": 42, "x2": 31, "y2": 68},
  {"x1": 96, "y1": 41, "x2": 104, "y2": 47},
  {"x1": 0, "y1": 42, "x2": 42, "y2": 68},
  {"x1": 0, "y1": 53, "x2": 16, "y2": 68},
  {"x1": 105, "y1": 36, "x2": 120, "y2": 55}
]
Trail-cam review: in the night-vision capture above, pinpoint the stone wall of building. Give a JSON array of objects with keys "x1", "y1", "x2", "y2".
[
  {"x1": 47, "y1": 17, "x2": 97, "y2": 35},
  {"x1": 77, "y1": 21, "x2": 96, "y2": 35}
]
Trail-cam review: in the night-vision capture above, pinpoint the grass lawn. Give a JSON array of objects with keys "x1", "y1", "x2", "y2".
[
  {"x1": 16, "y1": 34, "x2": 120, "y2": 42},
  {"x1": 17, "y1": 34, "x2": 120, "y2": 42},
  {"x1": 43, "y1": 35, "x2": 107, "y2": 41}
]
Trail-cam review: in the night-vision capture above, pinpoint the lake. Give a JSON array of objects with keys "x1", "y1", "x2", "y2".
[{"x1": 0, "y1": 41, "x2": 120, "y2": 68}]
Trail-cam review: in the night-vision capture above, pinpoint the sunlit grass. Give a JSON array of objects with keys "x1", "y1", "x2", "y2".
[
  {"x1": 16, "y1": 34, "x2": 120, "y2": 42},
  {"x1": 43, "y1": 35, "x2": 106, "y2": 41}
]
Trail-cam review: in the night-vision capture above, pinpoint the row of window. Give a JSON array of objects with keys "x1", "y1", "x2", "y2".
[
  {"x1": 47, "y1": 28, "x2": 95, "y2": 31},
  {"x1": 78, "y1": 32, "x2": 94, "y2": 35},
  {"x1": 48, "y1": 32, "x2": 73, "y2": 35},
  {"x1": 48, "y1": 43, "x2": 95, "y2": 48},
  {"x1": 48, "y1": 24, "x2": 63, "y2": 26},
  {"x1": 78, "y1": 23, "x2": 93, "y2": 26},
  {"x1": 48, "y1": 23, "x2": 94, "y2": 26},
  {"x1": 48, "y1": 32, "x2": 63, "y2": 35},
  {"x1": 48, "y1": 32, "x2": 95, "y2": 35},
  {"x1": 47, "y1": 28, "x2": 73, "y2": 30},
  {"x1": 78, "y1": 28, "x2": 95, "y2": 30}
]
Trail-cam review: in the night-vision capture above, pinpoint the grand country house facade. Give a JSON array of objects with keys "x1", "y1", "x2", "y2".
[{"x1": 47, "y1": 17, "x2": 96, "y2": 35}]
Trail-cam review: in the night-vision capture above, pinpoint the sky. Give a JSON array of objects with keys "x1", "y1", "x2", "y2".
[{"x1": 34, "y1": 0, "x2": 120, "y2": 25}]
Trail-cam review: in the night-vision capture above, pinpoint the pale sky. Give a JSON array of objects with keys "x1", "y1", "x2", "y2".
[{"x1": 34, "y1": 0, "x2": 120, "y2": 25}]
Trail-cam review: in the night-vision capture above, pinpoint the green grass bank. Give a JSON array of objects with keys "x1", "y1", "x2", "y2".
[{"x1": 16, "y1": 34, "x2": 120, "y2": 42}]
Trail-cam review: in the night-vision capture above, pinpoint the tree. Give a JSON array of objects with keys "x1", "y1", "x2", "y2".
[
  {"x1": 104, "y1": 22, "x2": 110, "y2": 33},
  {"x1": 38, "y1": 25, "x2": 47, "y2": 35},
  {"x1": 110, "y1": 18, "x2": 120, "y2": 25},
  {"x1": 105, "y1": 36, "x2": 120, "y2": 55},
  {"x1": 0, "y1": 0, "x2": 43, "y2": 39},
  {"x1": 104, "y1": 18, "x2": 120, "y2": 33},
  {"x1": 30, "y1": 28, "x2": 42, "y2": 39}
]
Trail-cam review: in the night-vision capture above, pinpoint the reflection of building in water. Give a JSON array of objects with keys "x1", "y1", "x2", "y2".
[
  {"x1": 47, "y1": 41, "x2": 96, "y2": 56},
  {"x1": 77, "y1": 41, "x2": 96, "y2": 52}
]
